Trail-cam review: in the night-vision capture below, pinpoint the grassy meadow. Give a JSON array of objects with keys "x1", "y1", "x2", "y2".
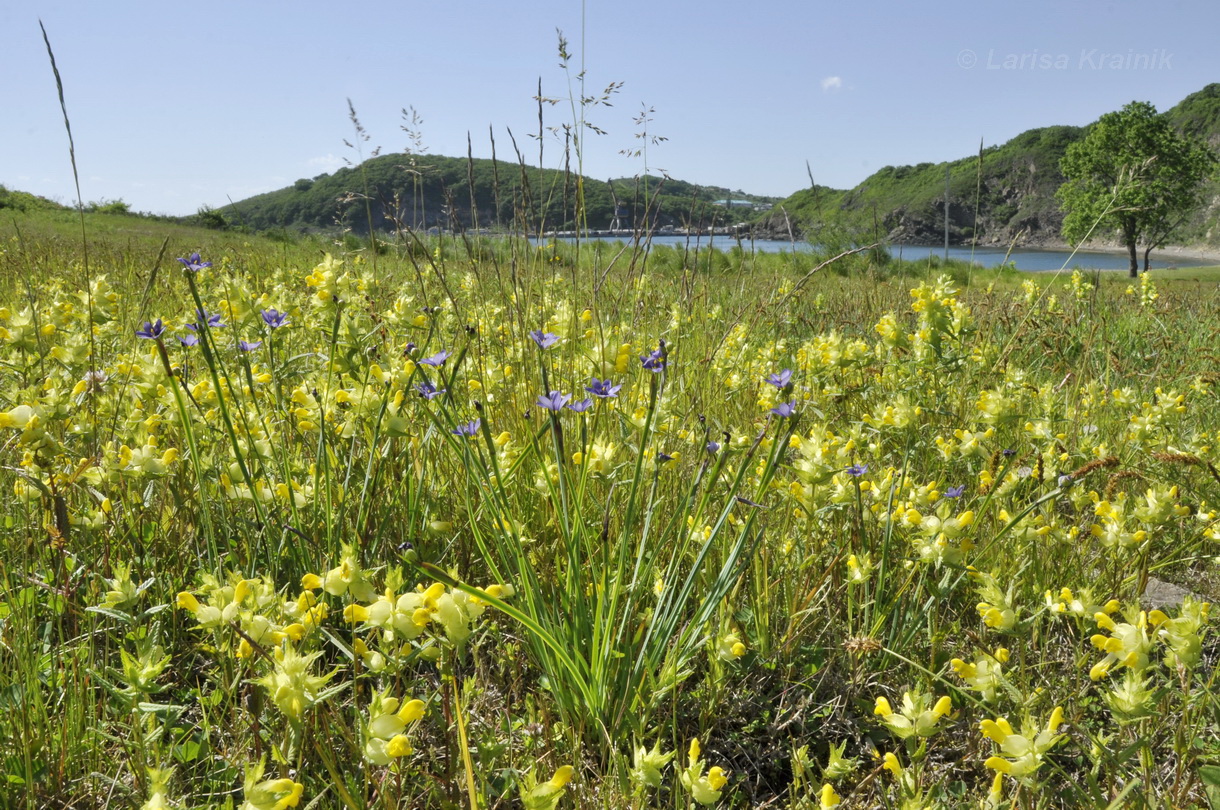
[{"x1": 1, "y1": 207, "x2": 1219, "y2": 809}]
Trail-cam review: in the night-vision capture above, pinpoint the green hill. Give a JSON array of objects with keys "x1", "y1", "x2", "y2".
[
  {"x1": 766, "y1": 84, "x2": 1220, "y2": 249},
  {"x1": 220, "y1": 154, "x2": 778, "y2": 235},
  {"x1": 1162, "y1": 84, "x2": 1220, "y2": 245},
  {"x1": 0, "y1": 185, "x2": 72, "y2": 214}
]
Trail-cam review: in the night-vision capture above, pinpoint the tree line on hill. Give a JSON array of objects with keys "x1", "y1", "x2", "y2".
[{"x1": 218, "y1": 154, "x2": 777, "y2": 235}]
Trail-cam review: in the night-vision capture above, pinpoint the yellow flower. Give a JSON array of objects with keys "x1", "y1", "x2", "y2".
[
  {"x1": 881, "y1": 751, "x2": 903, "y2": 779},
  {"x1": 347, "y1": 637, "x2": 382, "y2": 672},
  {"x1": 714, "y1": 630, "x2": 747, "y2": 661},
  {"x1": 1089, "y1": 610, "x2": 1154, "y2": 680},
  {"x1": 980, "y1": 707, "x2": 1065, "y2": 781},
  {"x1": 0, "y1": 404, "x2": 36, "y2": 430},
  {"x1": 240, "y1": 759, "x2": 304, "y2": 810},
  {"x1": 362, "y1": 688, "x2": 428, "y2": 764},
  {"x1": 819, "y1": 783, "x2": 841, "y2": 808},
  {"x1": 1045, "y1": 587, "x2": 1118, "y2": 620},
  {"x1": 176, "y1": 581, "x2": 250, "y2": 629},
  {"x1": 1152, "y1": 597, "x2": 1210, "y2": 669},
  {"x1": 520, "y1": 765, "x2": 574, "y2": 810},
  {"x1": 873, "y1": 691, "x2": 952, "y2": 738},
  {"x1": 950, "y1": 648, "x2": 1009, "y2": 702},
  {"x1": 680, "y1": 738, "x2": 728, "y2": 805},
  {"x1": 845, "y1": 553, "x2": 872, "y2": 585},
  {"x1": 385, "y1": 734, "x2": 413, "y2": 757},
  {"x1": 972, "y1": 570, "x2": 1018, "y2": 632},
  {"x1": 322, "y1": 544, "x2": 376, "y2": 601}
]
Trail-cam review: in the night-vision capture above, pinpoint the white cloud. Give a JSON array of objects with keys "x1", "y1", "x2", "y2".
[
  {"x1": 306, "y1": 153, "x2": 344, "y2": 174},
  {"x1": 820, "y1": 76, "x2": 843, "y2": 92}
]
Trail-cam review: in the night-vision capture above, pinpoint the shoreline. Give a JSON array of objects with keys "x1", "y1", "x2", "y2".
[
  {"x1": 1007, "y1": 241, "x2": 1220, "y2": 265},
  {"x1": 1145, "y1": 244, "x2": 1220, "y2": 265},
  {"x1": 904, "y1": 238, "x2": 1220, "y2": 266},
  {"x1": 883, "y1": 239, "x2": 1220, "y2": 267}
]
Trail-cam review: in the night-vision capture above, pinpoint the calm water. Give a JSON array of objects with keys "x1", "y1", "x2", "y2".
[{"x1": 540, "y1": 235, "x2": 1212, "y2": 272}]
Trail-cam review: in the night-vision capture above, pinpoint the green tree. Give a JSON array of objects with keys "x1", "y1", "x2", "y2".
[
  {"x1": 1057, "y1": 101, "x2": 1217, "y2": 277},
  {"x1": 196, "y1": 204, "x2": 229, "y2": 230}
]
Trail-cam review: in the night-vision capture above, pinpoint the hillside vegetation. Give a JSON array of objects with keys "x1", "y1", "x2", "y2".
[
  {"x1": 771, "y1": 126, "x2": 1083, "y2": 247},
  {"x1": 0, "y1": 185, "x2": 71, "y2": 214},
  {"x1": 766, "y1": 84, "x2": 1220, "y2": 250},
  {"x1": 222, "y1": 154, "x2": 776, "y2": 235}
]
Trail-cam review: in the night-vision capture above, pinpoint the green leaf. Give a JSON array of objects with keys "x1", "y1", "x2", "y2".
[
  {"x1": 1199, "y1": 765, "x2": 1220, "y2": 810},
  {"x1": 85, "y1": 606, "x2": 134, "y2": 624},
  {"x1": 172, "y1": 739, "x2": 203, "y2": 764},
  {"x1": 137, "y1": 701, "x2": 186, "y2": 717}
]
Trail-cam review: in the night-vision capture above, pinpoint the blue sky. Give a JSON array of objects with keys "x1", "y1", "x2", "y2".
[{"x1": 4, "y1": 0, "x2": 1217, "y2": 216}]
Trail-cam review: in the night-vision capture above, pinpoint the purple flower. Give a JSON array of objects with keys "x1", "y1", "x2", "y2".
[
  {"x1": 586, "y1": 378, "x2": 622, "y2": 399},
  {"x1": 416, "y1": 381, "x2": 446, "y2": 401},
  {"x1": 706, "y1": 441, "x2": 721, "y2": 454},
  {"x1": 419, "y1": 350, "x2": 450, "y2": 367},
  {"x1": 1002, "y1": 449, "x2": 1016, "y2": 457},
  {"x1": 261, "y1": 309, "x2": 289, "y2": 329},
  {"x1": 239, "y1": 340, "x2": 263, "y2": 352},
  {"x1": 177, "y1": 252, "x2": 212, "y2": 272},
  {"x1": 944, "y1": 485, "x2": 965, "y2": 498},
  {"x1": 657, "y1": 451, "x2": 675, "y2": 463},
  {"x1": 567, "y1": 398, "x2": 594, "y2": 413},
  {"x1": 765, "y1": 369, "x2": 792, "y2": 389},
  {"x1": 846, "y1": 464, "x2": 868, "y2": 477},
  {"x1": 135, "y1": 319, "x2": 164, "y2": 340},
  {"x1": 178, "y1": 334, "x2": 199, "y2": 347},
  {"x1": 769, "y1": 401, "x2": 798, "y2": 419},
  {"x1": 640, "y1": 343, "x2": 667, "y2": 373},
  {"x1": 185, "y1": 309, "x2": 225, "y2": 332},
  {"x1": 536, "y1": 390, "x2": 571, "y2": 412},
  {"x1": 452, "y1": 418, "x2": 481, "y2": 437},
  {"x1": 529, "y1": 330, "x2": 559, "y2": 350}
]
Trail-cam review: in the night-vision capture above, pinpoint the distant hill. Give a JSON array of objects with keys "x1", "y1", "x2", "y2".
[
  {"x1": 764, "y1": 83, "x2": 1220, "y2": 250},
  {"x1": 221, "y1": 154, "x2": 779, "y2": 235},
  {"x1": 0, "y1": 185, "x2": 72, "y2": 214},
  {"x1": 1161, "y1": 84, "x2": 1220, "y2": 245}
]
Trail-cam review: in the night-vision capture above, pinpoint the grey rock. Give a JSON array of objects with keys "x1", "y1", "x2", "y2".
[{"x1": 1141, "y1": 576, "x2": 1200, "y2": 610}]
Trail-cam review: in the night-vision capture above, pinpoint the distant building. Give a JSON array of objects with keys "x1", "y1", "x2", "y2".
[{"x1": 712, "y1": 199, "x2": 755, "y2": 208}]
